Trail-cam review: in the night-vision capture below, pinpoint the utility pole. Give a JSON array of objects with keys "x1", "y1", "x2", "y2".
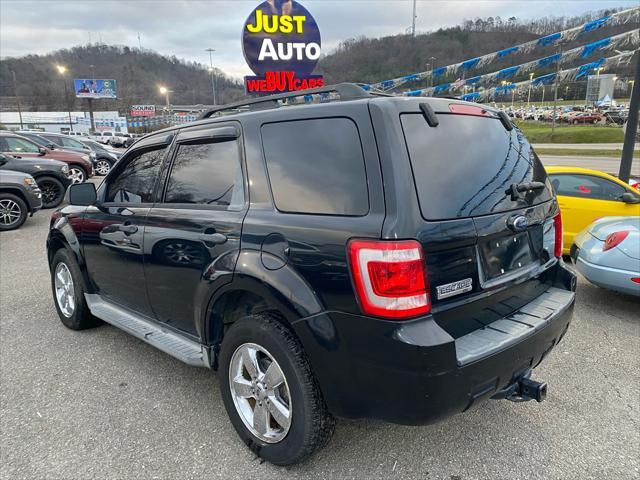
[
  {"x1": 138, "y1": 32, "x2": 142, "y2": 50},
  {"x1": 619, "y1": 52, "x2": 639, "y2": 183},
  {"x1": 411, "y1": 0, "x2": 417, "y2": 37},
  {"x1": 206, "y1": 48, "x2": 217, "y2": 105},
  {"x1": 10, "y1": 70, "x2": 23, "y2": 129},
  {"x1": 527, "y1": 73, "x2": 534, "y2": 109},
  {"x1": 551, "y1": 46, "x2": 561, "y2": 135},
  {"x1": 429, "y1": 56, "x2": 436, "y2": 87}
]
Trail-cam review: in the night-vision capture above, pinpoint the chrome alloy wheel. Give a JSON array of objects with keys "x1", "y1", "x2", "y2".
[
  {"x1": 95, "y1": 160, "x2": 111, "y2": 176},
  {"x1": 54, "y1": 262, "x2": 76, "y2": 318},
  {"x1": 229, "y1": 343, "x2": 292, "y2": 443},
  {"x1": 69, "y1": 167, "x2": 85, "y2": 184},
  {"x1": 0, "y1": 199, "x2": 22, "y2": 226}
]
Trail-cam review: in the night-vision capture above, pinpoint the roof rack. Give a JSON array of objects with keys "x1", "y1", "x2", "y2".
[{"x1": 199, "y1": 83, "x2": 376, "y2": 119}]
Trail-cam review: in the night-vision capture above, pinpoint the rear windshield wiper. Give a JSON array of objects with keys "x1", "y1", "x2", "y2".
[{"x1": 505, "y1": 181, "x2": 546, "y2": 201}]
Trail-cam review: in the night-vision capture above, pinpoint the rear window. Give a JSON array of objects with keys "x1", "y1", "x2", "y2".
[
  {"x1": 401, "y1": 113, "x2": 551, "y2": 220},
  {"x1": 261, "y1": 118, "x2": 369, "y2": 216}
]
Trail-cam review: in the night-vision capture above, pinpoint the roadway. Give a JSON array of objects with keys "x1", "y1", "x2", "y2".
[{"x1": 538, "y1": 155, "x2": 639, "y2": 177}]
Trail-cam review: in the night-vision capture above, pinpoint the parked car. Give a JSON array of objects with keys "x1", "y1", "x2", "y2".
[
  {"x1": 16, "y1": 130, "x2": 97, "y2": 167},
  {"x1": 0, "y1": 132, "x2": 93, "y2": 184},
  {"x1": 0, "y1": 169, "x2": 42, "y2": 231},
  {"x1": 90, "y1": 131, "x2": 116, "y2": 144},
  {"x1": 603, "y1": 110, "x2": 627, "y2": 126},
  {"x1": 47, "y1": 84, "x2": 576, "y2": 465},
  {"x1": 571, "y1": 217, "x2": 640, "y2": 296},
  {"x1": 568, "y1": 112, "x2": 603, "y2": 125},
  {"x1": 107, "y1": 132, "x2": 133, "y2": 148},
  {"x1": 78, "y1": 139, "x2": 122, "y2": 175},
  {"x1": 547, "y1": 166, "x2": 640, "y2": 254},
  {"x1": 0, "y1": 153, "x2": 71, "y2": 208}
]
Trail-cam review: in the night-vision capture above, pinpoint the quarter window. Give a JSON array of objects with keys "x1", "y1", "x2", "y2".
[
  {"x1": 163, "y1": 139, "x2": 244, "y2": 209},
  {"x1": 261, "y1": 118, "x2": 369, "y2": 216},
  {"x1": 105, "y1": 146, "x2": 167, "y2": 203},
  {"x1": 550, "y1": 174, "x2": 628, "y2": 201}
]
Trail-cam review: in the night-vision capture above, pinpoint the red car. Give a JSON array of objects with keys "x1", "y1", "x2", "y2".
[
  {"x1": 569, "y1": 112, "x2": 603, "y2": 125},
  {"x1": 0, "y1": 132, "x2": 93, "y2": 183}
]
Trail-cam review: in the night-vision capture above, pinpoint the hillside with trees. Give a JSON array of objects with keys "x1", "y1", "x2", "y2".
[{"x1": 0, "y1": 6, "x2": 636, "y2": 113}]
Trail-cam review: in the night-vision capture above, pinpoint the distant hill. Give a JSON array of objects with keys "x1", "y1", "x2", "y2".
[
  {"x1": 0, "y1": 45, "x2": 245, "y2": 112},
  {"x1": 0, "y1": 7, "x2": 636, "y2": 113}
]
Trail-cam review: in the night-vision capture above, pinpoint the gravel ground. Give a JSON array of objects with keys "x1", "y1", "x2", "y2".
[{"x1": 1, "y1": 205, "x2": 639, "y2": 480}]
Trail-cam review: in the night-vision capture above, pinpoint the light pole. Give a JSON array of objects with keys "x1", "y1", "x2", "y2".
[
  {"x1": 429, "y1": 56, "x2": 436, "y2": 87},
  {"x1": 411, "y1": 0, "x2": 417, "y2": 38},
  {"x1": 630, "y1": 80, "x2": 635, "y2": 103},
  {"x1": 159, "y1": 86, "x2": 173, "y2": 120},
  {"x1": 527, "y1": 72, "x2": 534, "y2": 109},
  {"x1": 56, "y1": 65, "x2": 74, "y2": 132},
  {"x1": 206, "y1": 48, "x2": 217, "y2": 105},
  {"x1": 10, "y1": 70, "x2": 23, "y2": 129}
]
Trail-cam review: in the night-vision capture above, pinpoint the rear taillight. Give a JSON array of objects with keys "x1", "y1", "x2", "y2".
[
  {"x1": 553, "y1": 212, "x2": 563, "y2": 258},
  {"x1": 631, "y1": 277, "x2": 640, "y2": 284},
  {"x1": 603, "y1": 231, "x2": 630, "y2": 252},
  {"x1": 347, "y1": 239, "x2": 430, "y2": 319}
]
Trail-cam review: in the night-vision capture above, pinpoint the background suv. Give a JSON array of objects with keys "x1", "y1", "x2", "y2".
[
  {"x1": 0, "y1": 169, "x2": 42, "y2": 230},
  {"x1": 47, "y1": 84, "x2": 575, "y2": 466}
]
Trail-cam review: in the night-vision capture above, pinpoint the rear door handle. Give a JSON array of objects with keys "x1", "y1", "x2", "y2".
[
  {"x1": 118, "y1": 224, "x2": 138, "y2": 234},
  {"x1": 199, "y1": 232, "x2": 227, "y2": 245}
]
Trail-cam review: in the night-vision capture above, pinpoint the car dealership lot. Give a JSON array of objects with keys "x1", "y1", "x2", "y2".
[{"x1": 1, "y1": 207, "x2": 638, "y2": 480}]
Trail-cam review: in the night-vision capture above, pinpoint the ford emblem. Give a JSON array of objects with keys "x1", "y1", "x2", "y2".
[{"x1": 508, "y1": 215, "x2": 529, "y2": 232}]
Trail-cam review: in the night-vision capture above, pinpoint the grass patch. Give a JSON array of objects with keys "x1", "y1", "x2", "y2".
[
  {"x1": 516, "y1": 123, "x2": 625, "y2": 143},
  {"x1": 535, "y1": 148, "x2": 638, "y2": 158}
]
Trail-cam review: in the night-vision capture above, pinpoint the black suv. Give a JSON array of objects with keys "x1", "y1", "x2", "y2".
[{"x1": 47, "y1": 84, "x2": 576, "y2": 465}]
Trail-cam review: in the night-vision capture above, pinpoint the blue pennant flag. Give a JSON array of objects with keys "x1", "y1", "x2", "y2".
[
  {"x1": 532, "y1": 73, "x2": 557, "y2": 86},
  {"x1": 583, "y1": 16, "x2": 611, "y2": 32},
  {"x1": 461, "y1": 92, "x2": 481, "y2": 101},
  {"x1": 576, "y1": 58, "x2": 605, "y2": 79},
  {"x1": 497, "y1": 46, "x2": 519, "y2": 58},
  {"x1": 432, "y1": 67, "x2": 447, "y2": 77},
  {"x1": 537, "y1": 32, "x2": 561, "y2": 47},
  {"x1": 381, "y1": 80, "x2": 395, "y2": 89},
  {"x1": 401, "y1": 73, "x2": 421, "y2": 83},
  {"x1": 360, "y1": 84, "x2": 371, "y2": 91},
  {"x1": 495, "y1": 84, "x2": 516, "y2": 96},
  {"x1": 434, "y1": 83, "x2": 451, "y2": 93},
  {"x1": 465, "y1": 76, "x2": 481, "y2": 85},
  {"x1": 497, "y1": 66, "x2": 520, "y2": 79},
  {"x1": 537, "y1": 53, "x2": 561, "y2": 67},
  {"x1": 581, "y1": 37, "x2": 611, "y2": 58},
  {"x1": 405, "y1": 90, "x2": 424, "y2": 97},
  {"x1": 461, "y1": 58, "x2": 480, "y2": 70}
]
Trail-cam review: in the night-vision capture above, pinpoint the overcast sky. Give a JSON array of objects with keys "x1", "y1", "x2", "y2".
[{"x1": 1, "y1": 0, "x2": 637, "y2": 79}]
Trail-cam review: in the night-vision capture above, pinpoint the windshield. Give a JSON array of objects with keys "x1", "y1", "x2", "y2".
[{"x1": 401, "y1": 112, "x2": 552, "y2": 220}]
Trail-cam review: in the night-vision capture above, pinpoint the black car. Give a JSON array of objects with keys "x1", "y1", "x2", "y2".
[
  {"x1": 0, "y1": 169, "x2": 42, "y2": 231},
  {"x1": 47, "y1": 84, "x2": 576, "y2": 465},
  {"x1": 78, "y1": 138, "x2": 121, "y2": 175},
  {"x1": 0, "y1": 153, "x2": 71, "y2": 208}
]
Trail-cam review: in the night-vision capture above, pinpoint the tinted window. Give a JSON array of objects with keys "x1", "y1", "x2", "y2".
[
  {"x1": 106, "y1": 146, "x2": 167, "y2": 203},
  {"x1": 261, "y1": 118, "x2": 368, "y2": 216},
  {"x1": 401, "y1": 114, "x2": 552, "y2": 220},
  {"x1": 1, "y1": 137, "x2": 40, "y2": 153},
  {"x1": 61, "y1": 137, "x2": 85, "y2": 149},
  {"x1": 164, "y1": 139, "x2": 244, "y2": 209},
  {"x1": 41, "y1": 135, "x2": 64, "y2": 146},
  {"x1": 550, "y1": 174, "x2": 628, "y2": 201}
]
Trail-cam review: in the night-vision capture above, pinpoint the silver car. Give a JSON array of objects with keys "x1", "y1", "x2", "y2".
[{"x1": 571, "y1": 216, "x2": 640, "y2": 297}]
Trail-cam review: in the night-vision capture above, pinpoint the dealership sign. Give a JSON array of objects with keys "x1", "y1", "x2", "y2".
[
  {"x1": 242, "y1": 1, "x2": 323, "y2": 94},
  {"x1": 130, "y1": 105, "x2": 156, "y2": 117},
  {"x1": 74, "y1": 79, "x2": 117, "y2": 99}
]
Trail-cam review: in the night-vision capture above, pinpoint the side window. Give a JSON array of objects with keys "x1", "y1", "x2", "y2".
[
  {"x1": 163, "y1": 139, "x2": 244, "y2": 209},
  {"x1": 550, "y1": 174, "x2": 627, "y2": 201},
  {"x1": 105, "y1": 146, "x2": 167, "y2": 204},
  {"x1": 61, "y1": 137, "x2": 84, "y2": 149},
  {"x1": 261, "y1": 118, "x2": 369, "y2": 216},
  {"x1": 4, "y1": 137, "x2": 40, "y2": 153}
]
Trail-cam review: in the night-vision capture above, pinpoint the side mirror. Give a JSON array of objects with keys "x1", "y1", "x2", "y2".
[
  {"x1": 38, "y1": 147, "x2": 47, "y2": 156},
  {"x1": 68, "y1": 182, "x2": 97, "y2": 206},
  {"x1": 0, "y1": 158, "x2": 6, "y2": 166},
  {"x1": 48, "y1": 143, "x2": 57, "y2": 150},
  {"x1": 621, "y1": 192, "x2": 640, "y2": 204}
]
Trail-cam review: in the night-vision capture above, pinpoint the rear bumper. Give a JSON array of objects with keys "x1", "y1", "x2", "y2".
[
  {"x1": 575, "y1": 254, "x2": 640, "y2": 297},
  {"x1": 294, "y1": 264, "x2": 576, "y2": 425}
]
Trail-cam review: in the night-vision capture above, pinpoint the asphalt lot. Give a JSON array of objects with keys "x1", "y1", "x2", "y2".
[{"x1": 1, "y1": 200, "x2": 638, "y2": 480}]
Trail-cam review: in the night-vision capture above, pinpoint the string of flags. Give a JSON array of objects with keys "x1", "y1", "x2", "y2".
[
  {"x1": 402, "y1": 30, "x2": 639, "y2": 97},
  {"x1": 412, "y1": 50, "x2": 637, "y2": 103},
  {"x1": 367, "y1": 6, "x2": 639, "y2": 92}
]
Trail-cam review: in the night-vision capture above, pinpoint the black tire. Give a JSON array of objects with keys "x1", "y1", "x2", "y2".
[
  {"x1": 0, "y1": 193, "x2": 28, "y2": 231},
  {"x1": 37, "y1": 176, "x2": 65, "y2": 208},
  {"x1": 50, "y1": 248, "x2": 102, "y2": 330},
  {"x1": 219, "y1": 313, "x2": 335, "y2": 465}
]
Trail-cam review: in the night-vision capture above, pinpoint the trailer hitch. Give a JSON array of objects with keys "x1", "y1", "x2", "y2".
[{"x1": 492, "y1": 373, "x2": 548, "y2": 403}]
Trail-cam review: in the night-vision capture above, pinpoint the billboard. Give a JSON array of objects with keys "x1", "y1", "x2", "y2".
[
  {"x1": 130, "y1": 105, "x2": 156, "y2": 117},
  {"x1": 74, "y1": 79, "x2": 117, "y2": 99},
  {"x1": 242, "y1": 1, "x2": 323, "y2": 95}
]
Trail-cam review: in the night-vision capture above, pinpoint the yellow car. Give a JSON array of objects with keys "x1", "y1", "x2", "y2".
[{"x1": 546, "y1": 166, "x2": 640, "y2": 254}]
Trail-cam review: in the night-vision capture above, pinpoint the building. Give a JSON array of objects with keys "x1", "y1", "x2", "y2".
[{"x1": 0, "y1": 111, "x2": 127, "y2": 133}]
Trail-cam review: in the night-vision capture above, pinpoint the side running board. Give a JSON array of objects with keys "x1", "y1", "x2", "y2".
[{"x1": 85, "y1": 294, "x2": 210, "y2": 368}]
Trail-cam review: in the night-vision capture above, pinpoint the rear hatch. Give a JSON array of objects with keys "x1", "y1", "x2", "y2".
[{"x1": 400, "y1": 102, "x2": 558, "y2": 338}]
